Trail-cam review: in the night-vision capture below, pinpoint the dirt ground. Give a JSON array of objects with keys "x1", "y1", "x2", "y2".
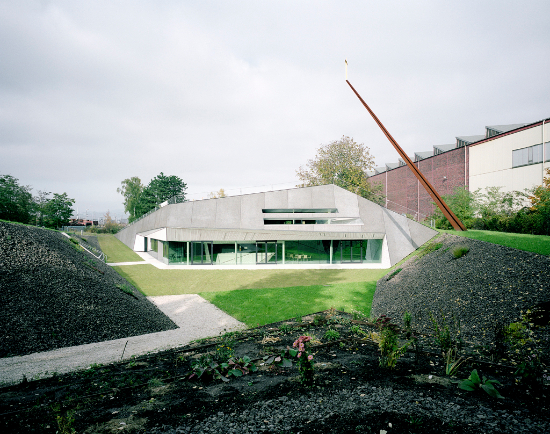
[{"x1": 1, "y1": 310, "x2": 548, "y2": 434}]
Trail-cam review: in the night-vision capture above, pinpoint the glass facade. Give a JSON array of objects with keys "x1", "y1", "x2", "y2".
[
  {"x1": 284, "y1": 240, "x2": 331, "y2": 264},
  {"x1": 156, "y1": 238, "x2": 383, "y2": 265},
  {"x1": 168, "y1": 241, "x2": 187, "y2": 264},
  {"x1": 191, "y1": 241, "x2": 213, "y2": 265}
]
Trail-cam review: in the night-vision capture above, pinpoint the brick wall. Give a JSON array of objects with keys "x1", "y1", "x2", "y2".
[{"x1": 369, "y1": 146, "x2": 469, "y2": 221}]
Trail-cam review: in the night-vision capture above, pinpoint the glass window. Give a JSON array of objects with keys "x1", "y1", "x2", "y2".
[
  {"x1": 262, "y1": 208, "x2": 338, "y2": 213},
  {"x1": 213, "y1": 243, "x2": 236, "y2": 265},
  {"x1": 284, "y1": 240, "x2": 330, "y2": 264},
  {"x1": 191, "y1": 242, "x2": 213, "y2": 265},
  {"x1": 513, "y1": 144, "x2": 544, "y2": 168},
  {"x1": 168, "y1": 241, "x2": 187, "y2": 264},
  {"x1": 256, "y1": 242, "x2": 279, "y2": 264},
  {"x1": 236, "y1": 243, "x2": 256, "y2": 265},
  {"x1": 364, "y1": 239, "x2": 383, "y2": 262}
]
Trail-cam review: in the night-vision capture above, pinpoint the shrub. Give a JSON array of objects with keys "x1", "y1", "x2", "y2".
[
  {"x1": 323, "y1": 329, "x2": 341, "y2": 341},
  {"x1": 452, "y1": 245, "x2": 469, "y2": 259}
]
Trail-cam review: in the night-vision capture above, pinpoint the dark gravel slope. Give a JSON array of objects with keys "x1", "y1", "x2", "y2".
[
  {"x1": 0, "y1": 221, "x2": 177, "y2": 358},
  {"x1": 372, "y1": 233, "x2": 550, "y2": 345}
]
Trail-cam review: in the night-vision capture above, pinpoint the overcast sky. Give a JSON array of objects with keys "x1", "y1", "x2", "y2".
[{"x1": 1, "y1": 1, "x2": 549, "y2": 220}]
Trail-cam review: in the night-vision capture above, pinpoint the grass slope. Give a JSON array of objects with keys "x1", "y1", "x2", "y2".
[
  {"x1": 440, "y1": 229, "x2": 550, "y2": 256},
  {"x1": 97, "y1": 234, "x2": 144, "y2": 263}
]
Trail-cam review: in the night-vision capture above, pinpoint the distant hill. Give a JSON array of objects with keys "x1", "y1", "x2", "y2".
[{"x1": 0, "y1": 221, "x2": 177, "y2": 358}]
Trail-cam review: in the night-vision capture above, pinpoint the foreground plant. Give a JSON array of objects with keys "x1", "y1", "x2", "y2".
[
  {"x1": 458, "y1": 369, "x2": 504, "y2": 399},
  {"x1": 428, "y1": 311, "x2": 463, "y2": 354},
  {"x1": 188, "y1": 354, "x2": 257, "y2": 383},
  {"x1": 375, "y1": 315, "x2": 409, "y2": 369},
  {"x1": 444, "y1": 348, "x2": 470, "y2": 376},
  {"x1": 292, "y1": 335, "x2": 315, "y2": 385},
  {"x1": 504, "y1": 311, "x2": 546, "y2": 386}
]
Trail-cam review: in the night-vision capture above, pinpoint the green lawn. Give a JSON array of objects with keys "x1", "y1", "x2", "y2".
[
  {"x1": 96, "y1": 234, "x2": 144, "y2": 263},
  {"x1": 200, "y1": 281, "x2": 377, "y2": 327},
  {"x1": 440, "y1": 229, "x2": 550, "y2": 256},
  {"x1": 114, "y1": 265, "x2": 387, "y2": 297}
]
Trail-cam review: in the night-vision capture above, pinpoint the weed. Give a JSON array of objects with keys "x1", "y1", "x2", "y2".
[
  {"x1": 323, "y1": 329, "x2": 341, "y2": 341},
  {"x1": 428, "y1": 311, "x2": 463, "y2": 354},
  {"x1": 350, "y1": 325, "x2": 363, "y2": 335},
  {"x1": 52, "y1": 404, "x2": 76, "y2": 434},
  {"x1": 313, "y1": 315, "x2": 325, "y2": 326},
  {"x1": 458, "y1": 369, "x2": 504, "y2": 399},
  {"x1": 444, "y1": 348, "x2": 470, "y2": 376},
  {"x1": 148, "y1": 378, "x2": 165, "y2": 388},
  {"x1": 351, "y1": 310, "x2": 369, "y2": 321},
  {"x1": 214, "y1": 343, "x2": 235, "y2": 364},
  {"x1": 386, "y1": 268, "x2": 402, "y2": 281},
  {"x1": 116, "y1": 283, "x2": 137, "y2": 298},
  {"x1": 416, "y1": 240, "x2": 442, "y2": 260},
  {"x1": 279, "y1": 323, "x2": 293, "y2": 334},
  {"x1": 408, "y1": 415, "x2": 423, "y2": 426},
  {"x1": 504, "y1": 312, "x2": 545, "y2": 385},
  {"x1": 375, "y1": 315, "x2": 409, "y2": 369},
  {"x1": 452, "y1": 245, "x2": 470, "y2": 259}
]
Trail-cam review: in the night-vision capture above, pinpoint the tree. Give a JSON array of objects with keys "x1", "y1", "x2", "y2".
[
  {"x1": 208, "y1": 188, "x2": 226, "y2": 199},
  {"x1": 528, "y1": 168, "x2": 550, "y2": 235},
  {"x1": 102, "y1": 210, "x2": 121, "y2": 234},
  {"x1": 117, "y1": 177, "x2": 144, "y2": 223},
  {"x1": 296, "y1": 136, "x2": 383, "y2": 204},
  {"x1": 42, "y1": 193, "x2": 75, "y2": 229},
  {"x1": 0, "y1": 175, "x2": 35, "y2": 224},
  {"x1": 33, "y1": 190, "x2": 51, "y2": 226},
  {"x1": 134, "y1": 173, "x2": 187, "y2": 218}
]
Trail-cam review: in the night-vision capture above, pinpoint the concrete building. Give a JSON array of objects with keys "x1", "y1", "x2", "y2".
[
  {"x1": 368, "y1": 118, "x2": 550, "y2": 220},
  {"x1": 115, "y1": 184, "x2": 437, "y2": 268}
]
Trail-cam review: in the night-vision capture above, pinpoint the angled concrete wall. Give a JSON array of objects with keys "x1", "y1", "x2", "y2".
[{"x1": 115, "y1": 184, "x2": 438, "y2": 267}]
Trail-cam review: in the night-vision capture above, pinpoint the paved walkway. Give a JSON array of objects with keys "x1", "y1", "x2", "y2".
[{"x1": 0, "y1": 295, "x2": 246, "y2": 386}]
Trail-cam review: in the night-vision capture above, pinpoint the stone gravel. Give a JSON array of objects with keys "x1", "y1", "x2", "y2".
[
  {"x1": 0, "y1": 221, "x2": 177, "y2": 358},
  {"x1": 372, "y1": 233, "x2": 550, "y2": 346},
  {"x1": 150, "y1": 385, "x2": 547, "y2": 434}
]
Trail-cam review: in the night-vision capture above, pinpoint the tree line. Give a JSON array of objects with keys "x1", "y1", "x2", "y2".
[
  {"x1": 117, "y1": 172, "x2": 187, "y2": 223},
  {"x1": 0, "y1": 175, "x2": 75, "y2": 229},
  {"x1": 430, "y1": 168, "x2": 550, "y2": 236}
]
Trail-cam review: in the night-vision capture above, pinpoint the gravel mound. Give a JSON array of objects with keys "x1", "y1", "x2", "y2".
[
  {"x1": 371, "y1": 233, "x2": 550, "y2": 345},
  {"x1": 0, "y1": 221, "x2": 177, "y2": 358},
  {"x1": 150, "y1": 386, "x2": 545, "y2": 434}
]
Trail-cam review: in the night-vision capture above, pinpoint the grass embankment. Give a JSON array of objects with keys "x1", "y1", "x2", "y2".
[
  {"x1": 440, "y1": 229, "x2": 550, "y2": 256},
  {"x1": 96, "y1": 234, "x2": 144, "y2": 263},
  {"x1": 114, "y1": 265, "x2": 386, "y2": 326}
]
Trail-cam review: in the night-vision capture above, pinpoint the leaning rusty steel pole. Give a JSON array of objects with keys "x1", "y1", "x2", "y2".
[{"x1": 345, "y1": 72, "x2": 466, "y2": 231}]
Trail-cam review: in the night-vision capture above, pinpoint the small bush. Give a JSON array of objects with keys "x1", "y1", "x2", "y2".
[
  {"x1": 452, "y1": 245, "x2": 469, "y2": 259},
  {"x1": 323, "y1": 329, "x2": 341, "y2": 341}
]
